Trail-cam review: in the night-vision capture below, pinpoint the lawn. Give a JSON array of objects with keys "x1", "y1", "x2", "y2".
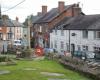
[{"x1": 0, "y1": 58, "x2": 92, "y2": 80}]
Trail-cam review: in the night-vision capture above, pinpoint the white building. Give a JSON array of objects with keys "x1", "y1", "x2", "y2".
[
  {"x1": 50, "y1": 15, "x2": 100, "y2": 55},
  {"x1": 12, "y1": 17, "x2": 23, "y2": 40}
]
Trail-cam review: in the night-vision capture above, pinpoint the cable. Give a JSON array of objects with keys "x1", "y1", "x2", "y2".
[{"x1": 2, "y1": 0, "x2": 26, "y2": 12}]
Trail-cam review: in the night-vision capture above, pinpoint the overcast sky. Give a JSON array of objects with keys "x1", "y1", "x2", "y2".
[{"x1": 1, "y1": 0, "x2": 100, "y2": 22}]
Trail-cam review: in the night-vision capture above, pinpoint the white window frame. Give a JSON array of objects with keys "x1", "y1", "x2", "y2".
[
  {"x1": 61, "y1": 41, "x2": 64, "y2": 49},
  {"x1": 82, "y1": 45, "x2": 88, "y2": 51},
  {"x1": 61, "y1": 29, "x2": 64, "y2": 36},
  {"x1": 94, "y1": 31, "x2": 100, "y2": 39},
  {"x1": 82, "y1": 30, "x2": 88, "y2": 39}
]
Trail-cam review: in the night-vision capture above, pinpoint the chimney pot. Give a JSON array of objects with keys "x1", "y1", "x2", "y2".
[
  {"x1": 16, "y1": 17, "x2": 19, "y2": 21},
  {"x1": 37, "y1": 12, "x2": 42, "y2": 16},
  {"x1": 58, "y1": 1, "x2": 65, "y2": 13},
  {"x1": 72, "y1": 4, "x2": 81, "y2": 16},
  {"x1": 42, "y1": 5, "x2": 47, "y2": 15}
]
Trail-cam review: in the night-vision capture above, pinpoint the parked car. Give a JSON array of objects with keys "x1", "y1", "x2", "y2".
[
  {"x1": 74, "y1": 51, "x2": 95, "y2": 59},
  {"x1": 44, "y1": 48, "x2": 54, "y2": 54},
  {"x1": 86, "y1": 52, "x2": 95, "y2": 59},
  {"x1": 95, "y1": 53, "x2": 100, "y2": 60},
  {"x1": 13, "y1": 40, "x2": 22, "y2": 47}
]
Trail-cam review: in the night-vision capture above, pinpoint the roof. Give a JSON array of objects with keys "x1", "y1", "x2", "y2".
[
  {"x1": 0, "y1": 19, "x2": 15, "y2": 27},
  {"x1": 55, "y1": 14, "x2": 100, "y2": 30},
  {"x1": 53, "y1": 16, "x2": 72, "y2": 29},
  {"x1": 12, "y1": 20, "x2": 23, "y2": 27},
  {"x1": 34, "y1": 4, "x2": 74, "y2": 24},
  {"x1": 32, "y1": 16, "x2": 41, "y2": 23}
]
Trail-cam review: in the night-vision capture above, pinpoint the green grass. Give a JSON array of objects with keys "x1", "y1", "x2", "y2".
[{"x1": 0, "y1": 59, "x2": 92, "y2": 80}]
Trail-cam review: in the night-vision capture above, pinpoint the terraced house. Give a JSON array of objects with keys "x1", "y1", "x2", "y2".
[
  {"x1": 33, "y1": 1, "x2": 83, "y2": 48},
  {"x1": 0, "y1": 6, "x2": 23, "y2": 52},
  {"x1": 50, "y1": 14, "x2": 100, "y2": 58}
]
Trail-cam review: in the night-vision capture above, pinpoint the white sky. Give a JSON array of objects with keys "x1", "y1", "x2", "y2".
[{"x1": 1, "y1": 0, "x2": 100, "y2": 22}]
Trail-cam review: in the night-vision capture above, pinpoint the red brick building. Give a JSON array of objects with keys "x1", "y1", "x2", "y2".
[{"x1": 33, "y1": 1, "x2": 83, "y2": 48}]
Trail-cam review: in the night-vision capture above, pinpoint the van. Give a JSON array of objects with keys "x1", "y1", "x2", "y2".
[{"x1": 13, "y1": 40, "x2": 22, "y2": 47}]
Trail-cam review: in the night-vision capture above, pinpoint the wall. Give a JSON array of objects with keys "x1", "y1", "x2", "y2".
[
  {"x1": 50, "y1": 29, "x2": 100, "y2": 54},
  {"x1": 48, "y1": 8, "x2": 73, "y2": 29},
  {"x1": 14, "y1": 27, "x2": 23, "y2": 40}
]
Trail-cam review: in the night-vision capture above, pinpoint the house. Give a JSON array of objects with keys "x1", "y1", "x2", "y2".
[
  {"x1": 0, "y1": 6, "x2": 23, "y2": 52},
  {"x1": 50, "y1": 14, "x2": 100, "y2": 57},
  {"x1": 12, "y1": 17, "x2": 23, "y2": 40},
  {"x1": 0, "y1": 17, "x2": 15, "y2": 52},
  {"x1": 33, "y1": 1, "x2": 83, "y2": 48}
]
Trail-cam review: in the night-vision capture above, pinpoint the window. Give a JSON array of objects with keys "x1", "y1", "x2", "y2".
[
  {"x1": 39, "y1": 26, "x2": 42, "y2": 32},
  {"x1": 8, "y1": 33, "x2": 12, "y2": 39},
  {"x1": 94, "y1": 31, "x2": 100, "y2": 39},
  {"x1": 51, "y1": 42, "x2": 53, "y2": 48},
  {"x1": 83, "y1": 30, "x2": 88, "y2": 38},
  {"x1": 54, "y1": 40, "x2": 57, "y2": 48},
  {"x1": 97, "y1": 32, "x2": 100, "y2": 38},
  {"x1": 17, "y1": 29, "x2": 18, "y2": 33},
  {"x1": 77, "y1": 45, "x2": 81, "y2": 51},
  {"x1": 0, "y1": 27, "x2": 2, "y2": 30},
  {"x1": 61, "y1": 41, "x2": 64, "y2": 49},
  {"x1": 82, "y1": 45, "x2": 88, "y2": 51},
  {"x1": 55, "y1": 29, "x2": 57, "y2": 35},
  {"x1": 61, "y1": 30, "x2": 64, "y2": 36},
  {"x1": 94, "y1": 47, "x2": 100, "y2": 52},
  {"x1": 66, "y1": 43, "x2": 69, "y2": 51},
  {"x1": 0, "y1": 33, "x2": 3, "y2": 40}
]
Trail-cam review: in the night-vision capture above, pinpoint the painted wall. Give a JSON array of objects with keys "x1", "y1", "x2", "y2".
[{"x1": 50, "y1": 30, "x2": 100, "y2": 54}]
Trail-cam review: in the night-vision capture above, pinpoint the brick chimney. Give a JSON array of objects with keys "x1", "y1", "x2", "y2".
[
  {"x1": 72, "y1": 4, "x2": 81, "y2": 16},
  {"x1": 37, "y1": 12, "x2": 42, "y2": 16},
  {"x1": 42, "y1": 5, "x2": 47, "y2": 15},
  {"x1": 58, "y1": 1, "x2": 65, "y2": 13},
  {"x1": 16, "y1": 16, "x2": 19, "y2": 21}
]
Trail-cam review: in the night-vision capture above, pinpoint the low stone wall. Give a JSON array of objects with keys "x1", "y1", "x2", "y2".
[{"x1": 58, "y1": 56, "x2": 100, "y2": 80}]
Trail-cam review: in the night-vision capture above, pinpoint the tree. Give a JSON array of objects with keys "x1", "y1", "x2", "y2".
[
  {"x1": 2, "y1": 15, "x2": 9, "y2": 20},
  {"x1": 23, "y1": 15, "x2": 33, "y2": 26}
]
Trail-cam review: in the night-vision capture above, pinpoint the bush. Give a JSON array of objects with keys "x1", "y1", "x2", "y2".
[
  {"x1": 0, "y1": 56, "x2": 17, "y2": 65},
  {"x1": 45, "y1": 52, "x2": 59, "y2": 60},
  {"x1": 21, "y1": 48, "x2": 34, "y2": 58},
  {"x1": 7, "y1": 48, "x2": 16, "y2": 54},
  {"x1": 0, "y1": 56, "x2": 6, "y2": 62},
  {"x1": 0, "y1": 56, "x2": 16, "y2": 63}
]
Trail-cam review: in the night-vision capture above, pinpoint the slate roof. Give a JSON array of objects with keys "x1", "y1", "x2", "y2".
[
  {"x1": 34, "y1": 4, "x2": 74, "y2": 24},
  {"x1": 55, "y1": 14, "x2": 100, "y2": 30},
  {"x1": 32, "y1": 16, "x2": 41, "y2": 24},
  {"x1": 53, "y1": 16, "x2": 72, "y2": 29},
  {"x1": 0, "y1": 19, "x2": 15, "y2": 27},
  {"x1": 12, "y1": 20, "x2": 23, "y2": 27}
]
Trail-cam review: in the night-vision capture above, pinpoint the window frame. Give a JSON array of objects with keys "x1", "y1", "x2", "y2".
[{"x1": 82, "y1": 30, "x2": 88, "y2": 39}]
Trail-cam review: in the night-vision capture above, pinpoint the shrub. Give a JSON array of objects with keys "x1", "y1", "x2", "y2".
[
  {"x1": 0, "y1": 56, "x2": 6, "y2": 62},
  {"x1": 21, "y1": 48, "x2": 34, "y2": 58},
  {"x1": 45, "y1": 52, "x2": 59, "y2": 60}
]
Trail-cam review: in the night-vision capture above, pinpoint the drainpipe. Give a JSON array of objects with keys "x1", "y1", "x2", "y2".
[{"x1": 69, "y1": 30, "x2": 70, "y2": 52}]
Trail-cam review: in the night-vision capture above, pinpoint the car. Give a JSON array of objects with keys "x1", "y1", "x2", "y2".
[
  {"x1": 13, "y1": 40, "x2": 22, "y2": 47},
  {"x1": 44, "y1": 48, "x2": 54, "y2": 53}
]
